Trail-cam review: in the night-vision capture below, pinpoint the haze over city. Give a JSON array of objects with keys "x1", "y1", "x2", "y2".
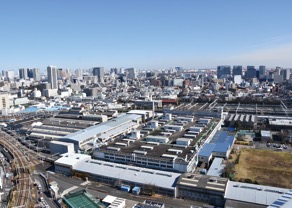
[{"x1": 1, "y1": 0, "x2": 292, "y2": 70}]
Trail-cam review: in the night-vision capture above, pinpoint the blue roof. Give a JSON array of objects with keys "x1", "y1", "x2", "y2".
[
  {"x1": 213, "y1": 143, "x2": 230, "y2": 153},
  {"x1": 198, "y1": 143, "x2": 216, "y2": 157},
  {"x1": 210, "y1": 131, "x2": 235, "y2": 146},
  {"x1": 228, "y1": 127, "x2": 236, "y2": 131}
]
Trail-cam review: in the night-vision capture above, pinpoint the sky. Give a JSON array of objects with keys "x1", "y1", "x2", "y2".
[{"x1": 1, "y1": 0, "x2": 292, "y2": 71}]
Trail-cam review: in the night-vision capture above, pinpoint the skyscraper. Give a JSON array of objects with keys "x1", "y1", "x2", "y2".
[
  {"x1": 5, "y1": 70, "x2": 14, "y2": 82},
  {"x1": 47, "y1": 65, "x2": 58, "y2": 89},
  {"x1": 127, "y1": 68, "x2": 137, "y2": 79},
  {"x1": 217, "y1": 65, "x2": 231, "y2": 79},
  {"x1": 280, "y1": 69, "x2": 291, "y2": 81},
  {"x1": 19, "y1": 68, "x2": 28, "y2": 80},
  {"x1": 259, "y1": 65, "x2": 266, "y2": 79},
  {"x1": 32, "y1": 68, "x2": 41, "y2": 81},
  {"x1": 232, "y1": 65, "x2": 242, "y2": 76},
  {"x1": 245, "y1": 66, "x2": 257, "y2": 80},
  {"x1": 92, "y1": 67, "x2": 104, "y2": 82}
]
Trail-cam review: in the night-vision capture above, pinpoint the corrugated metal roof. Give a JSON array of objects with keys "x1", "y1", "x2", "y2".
[
  {"x1": 268, "y1": 189, "x2": 292, "y2": 208},
  {"x1": 225, "y1": 181, "x2": 289, "y2": 206},
  {"x1": 213, "y1": 143, "x2": 230, "y2": 153},
  {"x1": 207, "y1": 157, "x2": 225, "y2": 177},
  {"x1": 198, "y1": 143, "x2": 216, "y2": 157},
  {"x1": 60, "y1": 114, "x2": 141, "y2": 142},
  {"x1": 73, "y1": 159, "x2": 180, "y2": 190}
]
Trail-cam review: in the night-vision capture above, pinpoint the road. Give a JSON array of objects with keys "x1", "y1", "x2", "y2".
[
  {"x1": 32, "y1": 174, "x2": 58, "y2": 208},
  {"x1": 0, "y1": 159, "x2": 13, "y2": 208}
]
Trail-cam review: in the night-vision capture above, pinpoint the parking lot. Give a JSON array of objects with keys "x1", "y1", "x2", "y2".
[{"x1": 254, "y1": 141, "x2": 292, "y2": 152}]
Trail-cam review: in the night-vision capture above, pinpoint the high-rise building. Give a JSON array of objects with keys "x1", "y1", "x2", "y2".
[
  {"x1": 47, "y1": 65, "x2": 58, "y2": 89},
  {"x1": 110, "y1": 68, "x2": 118, "y2": 75},
  {"x1": 5, "y1": 70, "x2": 14, "y2": 82},
  {"x1": 19, "y1": 68, "x2": 28, "y2": 80},
  {"x1": 259, "y1": 65, "x2": 266, "y2": 79},
  {"x1": 119, "y1": 68, "x2": 125, "y2": 74},
  {"x1": 245, "y1": 66, "x2": 257, "y2": 80},
  {"x1": 232, "y1": 65, "x2": 242, "y2": 76},
  {"x1": 32, "y1": 68, "x2": 41, "y2": 81},
  {"x1": 92, "y1": 67, "x2": 104, "y2": 82},
  {"x1": 127, "y1": 68, "x2": 137, "y2": 79},
  {"x1": 280, "y1": 69, "x2": 291, "y2": 81},
  {"x1": 217, "y1": 65, "x2": 231, "y2": 79}
]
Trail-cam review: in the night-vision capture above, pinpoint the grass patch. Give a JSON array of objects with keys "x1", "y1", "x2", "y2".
[{"x1": 235, "y1": 149, "x2": 292, "y2": 188}]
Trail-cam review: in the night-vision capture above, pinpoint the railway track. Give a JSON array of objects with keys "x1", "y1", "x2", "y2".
[
  {"x1": 14, "y1": 173, "x2": 30, "y2": 207},
  {"x1": 0, "y1": 131, "x2": 37, "y2": 207}
]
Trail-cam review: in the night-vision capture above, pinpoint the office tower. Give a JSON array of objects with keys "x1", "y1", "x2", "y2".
[
  {"x1": 217, "y1": 65, "x2": 231, "y2": 79},
  {"x1": 110, "y1": 68, "x2": 118, "y2": 75},
  {"x1": 245, "y1": 66, "x2": 257, "y2": 80},
  {"x1": 280, "y1": 69, "x2": 291, "y2": 81},
  {"x1": 47, "y1": 65, "x2": 58, "y2": 89},
  {"x1": 232, "y1": 65, "x2": 242, "y2": 76},
  {"x1": 5, "y1": 70, "x2": 14, "y2": 82},
  {"x1": 57, "y1": 68, "x2": 63, "y2": 79},
  {"x1": 92, "y1": 67, "x2": 104, "y2": 82},
  {"x1": 127, "y1": 68, "x2": 137, "y2": 79},
  {"x1": 275, "y1": 67, "x2": 281, "y2": 75},
  {"x1": 27, "y1": 69, "x2": 33, "y2": 79},
  {"x1": 19, "y1": 68, "x2": 28, "y2": 80},
  {"x1": 119, "y1": 67, "x2": 125, "y2": 74},
  {"x1": 75, "y1": 69, "x2": 83, "y2": 79},
  {"x1": 259, "y1": 65, "x2": 266, "y2": 78},
  {"x1": 32, "y1": 68, "x2": 41, "y2": 81}
]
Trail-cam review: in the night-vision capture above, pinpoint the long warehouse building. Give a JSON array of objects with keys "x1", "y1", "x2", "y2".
[{"x1": 59, "y1": 113, "x2": 142, "y2": 151}]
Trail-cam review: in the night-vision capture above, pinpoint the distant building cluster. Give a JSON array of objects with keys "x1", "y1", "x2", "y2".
[{"x1": 1, "y1": 64, "x2": 292, "y2": 207}]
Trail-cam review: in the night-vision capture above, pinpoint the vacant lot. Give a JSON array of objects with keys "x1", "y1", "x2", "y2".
[{"x1": 235, "y1": 148, "x2": 292, "y2": 188}]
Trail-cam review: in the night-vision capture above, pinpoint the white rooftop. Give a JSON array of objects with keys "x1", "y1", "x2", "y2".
[
  {"x1": 225, "y1": 181, "x2": 289, "y2": 206},
  {"x1": 73, "y1": 159, "x2": 181, "y2": 190},
  {"x1": 102, "y1": 195, "x2": 117, "y2": 204},
  {"x1": 50, "y1": 140, "x2": 74, "y2": 146},
  {"x1": 54, "y1": 153, "x2": 91, "y2": 168},
  {"x1": 60, "y1": 114, "x2": 141, "y2": 142}
]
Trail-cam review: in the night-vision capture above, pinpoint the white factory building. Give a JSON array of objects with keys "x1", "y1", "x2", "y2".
[
  {"x1": 54, "y1": 153, "x2": 180, "y2": 197},
  {"x1": 58, "y1": 114, "x2": 142, "y2": 151}
]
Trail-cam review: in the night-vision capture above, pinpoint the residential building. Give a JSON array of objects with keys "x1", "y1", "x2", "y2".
[{"x1": 0, "y1": 93, "x2": 10, "y2": 111}]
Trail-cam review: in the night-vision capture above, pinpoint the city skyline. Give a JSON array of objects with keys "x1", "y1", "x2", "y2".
[{"x1": 1, "y1": 1, "x2": 292, "y2": 70}]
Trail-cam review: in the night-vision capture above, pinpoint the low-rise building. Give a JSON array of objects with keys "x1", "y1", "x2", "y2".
[
  {"x1": 72, "y1": 159, "x2": 180, "y2": 197},
  {"x1": 59, "y1": 113, "x2": 141, "y2": 151},
  {"x1": 176, "y1": 173, "x2": 228, "y2": 206},
  {"x1": 54, "y1": 153, "x2": 91, "y2": 176},
  {"x1": 225, "y1": 181, "x2": 289, "y2": 208}
]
